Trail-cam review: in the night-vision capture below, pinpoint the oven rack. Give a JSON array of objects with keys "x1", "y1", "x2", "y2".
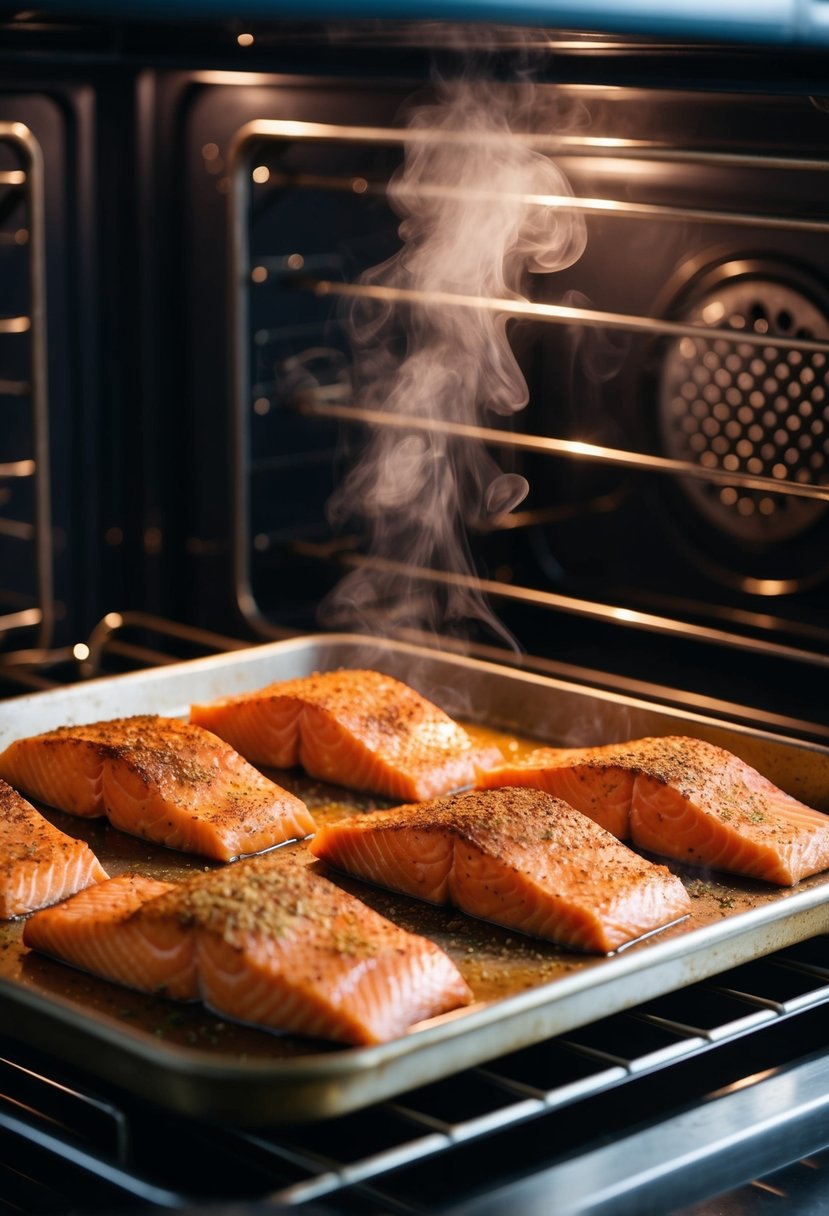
[
  {"x1": 0, "y1": 121, "x2": 52, "y2": 663},
  {"x1": 229, "y1": 109, "x2": 829, "y2": 682},
  {"x1": 2, "y1": 939, "x2": 829, "y2": 1214},
  {"x1": 11, "y1": 609, "x2": 827, "y2": 759}
]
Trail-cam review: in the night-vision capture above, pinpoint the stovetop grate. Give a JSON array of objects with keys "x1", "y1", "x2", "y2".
[{"x1": 2, "y1": 937, "x2": 828, "y2": 1214}]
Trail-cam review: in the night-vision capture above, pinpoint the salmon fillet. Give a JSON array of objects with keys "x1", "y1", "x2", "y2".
[
  {"x1": 478, "y1": 744, "x2": 634, "y2": 837},
  {"x1": 23, "y1": 856, "x2": 474, "y2": 1045},
  {"x1": 310, "y1": 787, "x2": 691, "y2": 954},
  {"x1": 0, "y1": 779, "x2": 108, "y2": 919},
  {"x1": 478, "y1": 736, "x2": 829, "y2": 885},
  {"x1": 190, "y1": 668, "x2": 502, "y2": 801},
  {"x1": 22, "y1": 872, "x2": 197, "y2": 997},
  {"x1": 0, "y1": 715, "x2": 316, "y2": 862}
]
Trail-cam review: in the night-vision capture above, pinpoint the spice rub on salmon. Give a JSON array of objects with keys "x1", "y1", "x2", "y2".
[
  {"x1": 478, "y1": 736, "x2": 829, "y2": 886},
  {"x1": 310, "y1": 787, "x2": 691, "y2": 954},
  {"x1": 0, "y1": 779, "x2": 108, "y2": 919},
  {"x1": 23, "y1": 856, "x2": 474, "y2": 1046},
  {"x1": 190, "y1": 668, "x2": 502, "y2": 802},
  {"x1": 0, "y1": 715, "x2": 316, "y2": 863}
]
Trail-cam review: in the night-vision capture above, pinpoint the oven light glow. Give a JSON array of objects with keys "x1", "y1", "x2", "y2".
[
  {"x1": 567, "y1": 440, "x2": 603, "y2": 459},
  {"x1": 0, "y1": 458, "x2": 34, "y2": 477},
  {"x1": 237, "y1": 32, "x2": 254, "y2": 47},
  {"x1": 740, "y1": 577, "x2": 799, "y2": 596},
  {"x1": 73, "y1": 643, "x2": 90, "y2": 662},
  {"x1": 702, "y1": 301, "x2": 725, "y2": 325},
  {"x1": 718, "y1": 1068, "x2": 776, "y2": 1095},
  {"x1": 0, "y1": 315, "x2": 30, "y2": 333}
]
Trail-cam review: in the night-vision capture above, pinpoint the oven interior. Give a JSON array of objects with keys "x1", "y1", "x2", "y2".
[
  {"x1": 0, "y1": 21, "x2": 828, "y2": 733},
  {"x1": 1, "y1": 14, "x2": 829, "y2": 1215}
]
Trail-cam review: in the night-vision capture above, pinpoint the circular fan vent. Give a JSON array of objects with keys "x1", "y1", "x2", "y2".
[{"x1": 658, "y1": 273, "x2": 829, "y2": 546}]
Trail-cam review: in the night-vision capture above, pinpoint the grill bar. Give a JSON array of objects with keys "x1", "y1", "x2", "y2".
[
  {"x1": 296, "y1": 393, "x2": 829, "y2": 505},
  {"x1": 306, "y1": 277, "x2": 829, "y2": 357},
  {"x1": 307, "y1": 548, "x2": 829, "y2": 669},
  {"x1": 236, "y1": 118, "x2": 829, "y2": 174},
  {"x1": 264, "y1": 169, "x2": 829, "y2": 235},
  {"x1": 438, "y1": 1053, "x2": 829, "y2": 1216},
  {"x1": 258, "y1": 949, "x2": 829, "y2": 1210},
  {"x1": 0, "y1": 1106, "x2": 187, "y2": 1209}
]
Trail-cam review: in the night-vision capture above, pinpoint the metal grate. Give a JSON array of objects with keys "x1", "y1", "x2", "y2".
[
  {"x1": 659, "y1": 268, "x2": 829, "y2": 546},
  {"x1": 0, "y1": 122, "x2": 53, "y2": 668},
  {"x1": 2, "y1": 940, "x2": 828, "y2": 1213},
  {"x1": 225, "y1": 94, "x2": 829, "y2": 714}
]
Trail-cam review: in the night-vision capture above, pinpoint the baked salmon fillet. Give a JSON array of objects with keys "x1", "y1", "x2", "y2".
[
  {"x1": 477, "y1": 736, "x2": 829, "y2": 885},
  {"x1": 310, "y1": 787, "x2": 691, "y2": 954},
  {"x1": 190, "y1": 668, "x2": 502, "y2": 801},
  {"x1": 0, "y1": 779, "x2": 108, "y2": 919},
  {"x1": 23, "y1": 856, "x2": 474, "y2": 1045},
  {"x1": 22, "y1": 872, "x2": 196, "y2": 997},
  {"x1": 0, "y1": 714, "x2": 316, "y2": 862}
]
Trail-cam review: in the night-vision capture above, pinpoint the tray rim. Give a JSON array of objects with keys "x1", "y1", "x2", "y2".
[{"x1": 4, "y1": 630, "x2": 829, "y2": 755}]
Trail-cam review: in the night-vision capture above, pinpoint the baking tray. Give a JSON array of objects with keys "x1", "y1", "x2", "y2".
[{"x1": 1, "y1": 632, "x2": 829, "y2": 1125}]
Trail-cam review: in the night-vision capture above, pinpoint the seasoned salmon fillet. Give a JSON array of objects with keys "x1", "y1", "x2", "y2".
[
  {"x1": 310, "y1": 787, "x2": 691, "y2": 954},
  {"x1": 190, "y1": 668, "x2": 502, "y2": 801},
  {"x1": 22, "y1": 872, "x2": 197, "y2": 997},
  {"x1": 478, "y1": 744, "x2": 634, "y2": 837},
  {"x1": 478, "y1": 736, "x2": 829, "y2": 885},
  {"x1": 0, "y1": 715, "x2": 316, "y2": 862},
  {"x1": 0, "y1": 779, "x2": 108, "y2": 919},
  {"x1": 23, "y1": 856, "x2": 474, "y2": 1045}
]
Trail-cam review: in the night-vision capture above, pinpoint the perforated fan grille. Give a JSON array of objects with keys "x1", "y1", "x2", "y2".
[{"x1": 659, "y1": 278, "x2": 829, "y2": 544}]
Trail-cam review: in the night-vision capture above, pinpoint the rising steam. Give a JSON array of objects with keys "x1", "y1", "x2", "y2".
[{"x1": 321, "y1": 75, "x2": 587, "y2": 647}]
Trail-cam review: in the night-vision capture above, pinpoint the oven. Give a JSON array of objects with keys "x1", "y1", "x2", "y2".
[{"x1": 1, "y1": 7, "x2": 829, "y2": 1214}]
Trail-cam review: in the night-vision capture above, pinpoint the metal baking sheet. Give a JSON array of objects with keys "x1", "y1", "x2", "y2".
[{"x1": 1, "y1": 632, "x2": 828, "y2": 1125}]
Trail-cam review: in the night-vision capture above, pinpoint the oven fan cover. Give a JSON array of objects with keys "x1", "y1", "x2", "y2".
[{"x1": 657, "y1": 260, "x2": 829, "y2": 590}]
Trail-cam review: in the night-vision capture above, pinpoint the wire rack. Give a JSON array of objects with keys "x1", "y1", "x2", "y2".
[
  {"x1": 0, "y1": 121, "x2": 53, "y2": 668},
  {"x1": 2, "y1": 937, "x2": 828, "y2": 1214},
  {"x1": 226, "y1": 100, "x2": 829, "y2": 692}
]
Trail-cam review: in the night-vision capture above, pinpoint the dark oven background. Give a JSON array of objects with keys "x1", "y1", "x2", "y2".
[{"x1": 1, "y1": 18, "x2": 828, "y2": 737}]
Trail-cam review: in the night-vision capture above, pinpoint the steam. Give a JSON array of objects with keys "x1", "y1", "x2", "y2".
[{"x1": 321, "y1": 75, "x2": 587, "y2": 647}]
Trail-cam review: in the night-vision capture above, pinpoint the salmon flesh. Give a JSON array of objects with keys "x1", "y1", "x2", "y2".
[
  {"x1": 0, "y1": 779, "x2": 108, "y2": 919},
  {"x1": 23, "y1": 856, "x2": 474, "y2": 1045},
  {"x1": 310, "y1": 786, "x2": 692, "y2": 954},
  {"x1": 477, "y1": 736, "x2": 829, "y2": 885},
  {"x1": 0, "y1": 714, "x2": 316, "y2": 862},
  {"x1": 191, "y1": 668, "x2": 502, "y2": 801}
]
